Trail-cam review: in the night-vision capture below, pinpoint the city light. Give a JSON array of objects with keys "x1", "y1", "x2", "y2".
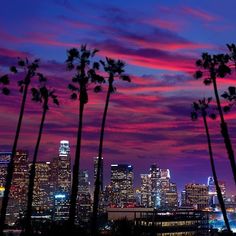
[{"x1": 55, "y1": 194, "x2": 66, "y2": 199}]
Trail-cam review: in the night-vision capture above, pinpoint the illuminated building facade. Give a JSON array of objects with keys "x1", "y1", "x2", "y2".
[
  {"x1": 52, "y1": 140, "x2": 71, "y2": 221},
  {"x1": 77, "y1": 170, "x2": 91, "y2": 223},
  {"x1": 32, "y1": 162, "x2": 52, "y2": 216},
  {"x1": 150, "y1": 164, "x2": 161, "y2": 208},
  {"x1": 110, "y1": 164, "x2": 134, "y2": 207},
  {"x1": 185, "y1": 183, "x2": 209, "y2": 210},
  {"x1": 57, "y1": 140, "x2": 71, "y2": 194},
  {"x1": 140, "y1": 174, "x2": 152, "y2": 207},
  {"x1": 0, "y1": 152, "x2": 11, "y2": 198},
  {"x1": 7, "y1": 150, "x2": 29, "y2": 224},
  {"x1": 141, "y1": 165, "x2": 178, "y2": 209}
]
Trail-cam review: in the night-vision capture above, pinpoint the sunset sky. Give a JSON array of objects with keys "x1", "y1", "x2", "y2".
[{"x1": 1, "y1": 0, "x2": 236, "y2": 194}]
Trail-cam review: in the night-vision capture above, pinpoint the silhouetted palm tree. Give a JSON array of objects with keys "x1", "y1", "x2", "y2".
[
  {"x1": 92, "y1": 58, "x2": 131, "y2": 236},
  {"x1": 221, "y1": 86, "x2": 236, "y2": 112},
  {"x1": 191, "y1": 97, "x2": 231, "y2": 233},
  {"x1": 195, "y1": 52, "x2": 236, "y2": 185},
  {"x1": 0, "y1": 74, "x2": 10, "y2": 95},
  {"x1": 24, "y1": 77, "x2": 59, "y2": 235},
  {"x1": 66, "y1": 45, "x2": 104, "y2": 227},
  {"x1": 0, "y1": 58, "x2": 40, "y2": 235}
]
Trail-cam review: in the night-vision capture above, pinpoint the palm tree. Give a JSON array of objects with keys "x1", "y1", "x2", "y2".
[
  {"x1": 0, "y1": 58, "x2": 40, "y2": 234},
  {"x1": 24, "y1": 77, "x2": 59, "y2": 235},
  {"x1": 191, "y1": 97, "x2": 232, "y2": 233},
  {"x1": 194, "y1": 53, "x2": 236, "y2": 185},
  {"x1": 92, "y1": 58, "x2": 131, "y2": 236},
  {"x1": 66, "y1": 45, "x2": 104, "y2": 227},
  {"x1": 221, "y1": 86, "x2": 236, "y2": 112},
  {"x1": 0, "y1": 74, "x2": 10, "y2": 95}
]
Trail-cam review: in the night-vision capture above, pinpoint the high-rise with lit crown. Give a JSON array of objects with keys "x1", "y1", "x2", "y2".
[
  {"x1": 58, "y1": 140, "x2": 71, "y2": 193},
  {"x1": 110, "y1": 164, "x2": 134, "y2": 207},
  {"x1": 52, "y1": 140, "x2": 71, "y2": 221}
]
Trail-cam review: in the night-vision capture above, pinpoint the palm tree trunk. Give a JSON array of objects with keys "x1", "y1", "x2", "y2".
[
  {"x1": 68, "y1": 100, "x2": 84, "y2": 226},
  {"x1": 212, "y1": 76, "x2": 236, "y2": 185},
  {"x1": 24, "y1": 102, "x2": 47, "y2": 235},
  {"x1": 0, "y1": 82, "x2": 29, "y2": 235},
  {"x1": 203, "y1": 115, "x2": 231, "y2": 232},
  {"x1": 91, "y1": 82, "x2": 112, "y2": 236}
]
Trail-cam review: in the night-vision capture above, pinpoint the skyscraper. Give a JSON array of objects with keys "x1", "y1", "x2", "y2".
[
  {"x1": 0, "y1": 152, "x2": 11, "y2": 196},
  {"x1": 185, "y1": 183, "x2": 209, "y2": 210},
  {"x1": 7, "y1": 150, "x2": 29, "y2": 224},
  {"x1": 77, "y1": 170, "x2": 91, "y2": 223},
  {"x1": 150, "y1": 164, "x2": 161, "y2": 208},
  {"x1": 57, "y1": 140, "x2": 71, "y2": 194},
  {"x1": 32, "y1": 162, "x2": 52, "y2": 216},
  {"x1": 140, "y1": 174, "x2": 152, "y2": 207},
  {"x1": 110, "y1": 164, "x2": 134, "y2": 207},
  {"x1": 52, "y1": 140, "x2": 71, "y2": 221}
]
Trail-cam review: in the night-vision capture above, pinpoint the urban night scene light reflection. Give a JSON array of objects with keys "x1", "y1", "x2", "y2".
[{"x1": 0, "y1": 0, "x2": 236, "y2": 199}]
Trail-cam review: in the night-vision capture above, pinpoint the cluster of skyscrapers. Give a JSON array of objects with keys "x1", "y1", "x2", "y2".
[{"x1": 0, "y1": 140, "x2": 235, "y2": 227}]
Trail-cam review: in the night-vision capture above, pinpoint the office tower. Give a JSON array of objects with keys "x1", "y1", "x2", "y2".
[
  {"x1": 57, "y1": 140, "x2": 71, "y2": 194},
  {"x1": 110, "y1": 164, "x2": 134, "y2": 207},
  {"x1": 150, "y1": 164, "x2": 161, "y2": 208},
  {"x1": 164, "y1": 182, "x2": 178, "y2": 209},
  {"x1": 208, "y1": 176, "x2": 216, "y2": 207},
  {"x1": 140, "y1": 174, "x2": 152, "y2": 207},
  {"x1": 0, "y1": 152, "x2": 11, "y2": 194},
  {"x1": 207, "y1": 177, "x2": 226, "y2": 207},
  {"x1": 0, "y1": 152, "x2": 11, "y2": 212},
  {"x1": 181, "y1": 190, "x2": 187, "y2": 206},
  {"x1": 32, "y1": 162, "x2": 52, "y2": 216},
  {"x1": 7, "y1": 150, "x2": 29, "y2": 224},
  {"x1": 185, "y1": 183, "x2": 209, "y2": 210},
  {"x1": 52, "y1": 140, "x2": 71, "y2": 221},
  {"x1": 93, "y1": 157, "x2": 103, "y2": 192},
  {"x1": 77, "y1": 170, "x2": 91, "y2": 223}
]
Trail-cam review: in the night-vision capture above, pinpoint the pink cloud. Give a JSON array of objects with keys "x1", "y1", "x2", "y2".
[{"x1": 182, "y1": 7, "x2": 218, "y2": 22}]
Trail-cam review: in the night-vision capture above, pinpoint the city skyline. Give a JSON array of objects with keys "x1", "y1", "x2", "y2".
[{"x1": 1, "y1": 0, "x2": 236, "y2": 196}]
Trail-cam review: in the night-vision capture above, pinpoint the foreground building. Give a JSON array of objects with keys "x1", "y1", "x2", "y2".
[{"x1": 107, "y1": 208, "x2": 209, "y2": 236}]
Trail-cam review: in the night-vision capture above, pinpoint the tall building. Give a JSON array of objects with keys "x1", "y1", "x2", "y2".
[
  {"x1": 77, "y1": 170, "x2": 91, "y2": 223},
  {"x1": 0, "y1": 152, "x2": 11, "y2": 212},
  {"x1": 93, "y1": 157, "x2": 103, "y2": 192},
  {"x1": 140, "y1": 174, "x2": 152, "y2": 207},
  {"x1": 110, "y1": 164, "x2": 134, "y2": 207},
  {"x1": 57, "y1": 140, "x2": 71, "y2": 194},
  {"x1": 0, "y1": 152, "x2": 11, "y2": 196},
  {"x1": 150, "y1": 164, "x2": 161, "y2": 208},
  {"x1": 7, "y1": 150, "x2": 29, "y2": 224},
  {"x1": 185, "y1": 183, "x2": 209, "y2": 210},
  {"x1": 141, "y1": 165, "x2": 177, "y2": 209},
  {"x1": 52, "y1": 140, "x2": 71, "y2": 221},
  {"x1": 207, "y1": 177, "x2": 226, "y2": 207},
  {"x1": 32, "y1": 162, "x2": 52, "y2": 216}
]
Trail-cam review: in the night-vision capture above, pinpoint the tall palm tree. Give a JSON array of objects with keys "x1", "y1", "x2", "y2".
[
  {"x1": 24, "y1": 77, "x2": 59, "y2": 235},
  {"x1": 195, "y1": 53, "x2": 236, "y2": 184},
  {"x1": 191, "y1": 97, "x2": 231, "y2": 233},
  {"x1": 0, "y1": 58, "x2": 40, "y2": 234},
  {"x1": 66, "y1": 45, "x2": 104, "y2": 227},
  {"x1": 92, "y1": 58, "x2": 131, "y2": 236},
  {"x1": 0, "y1": 74, "x2": 10, "y2": 95}
]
